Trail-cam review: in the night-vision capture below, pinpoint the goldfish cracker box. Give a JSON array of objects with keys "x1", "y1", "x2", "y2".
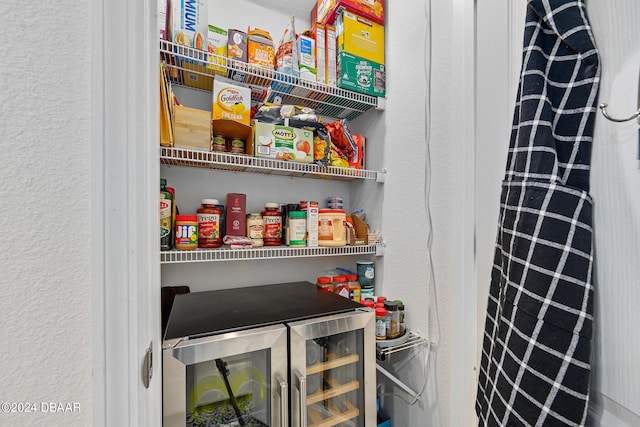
[
  {"x1": 317, "y1": 0, "x2": 384, "y2": 25},
  {"x1": 212, "y1": 76, "x2": 251, "y2": 126},
  {"x1": 253, "y1": 122, "x2": 314, "y2": 163}
]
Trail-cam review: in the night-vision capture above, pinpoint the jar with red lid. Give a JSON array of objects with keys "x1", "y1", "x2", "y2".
[
  {"x1": 377, "y1": 296, "x2": 387, "y2": 305},
  {"x1": 262, "y1": 203, "x2": 282, "y2": 246},
  {"x1": 316, "y1": 276, "x2": 334, "y2": 293},
  {"x1": 333, "y1": 276, "x2": 349, "y2": 299},
  {"x1": 197, "y1": 199, "x2": 223, "y2": 248},
  {"x1": 175, "y1": 215, "x2": 198, "y2": 250},
  {"x1": 361, "y1": 299, "x2": 375, "y2": 309},
  {"x1": 346, "y1": 274, "x2": 361, "y2": 302}
]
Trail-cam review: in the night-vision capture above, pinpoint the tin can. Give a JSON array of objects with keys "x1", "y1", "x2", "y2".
[
  {"x1": 356, "y1": 260, "x2": 375, "y2": 289},
  {"x1": 212, "y1": 135, "x2": 226, "y2": 152},
  {"x1": 230, "y1": 137, "x2": 245, "y2": 154}
]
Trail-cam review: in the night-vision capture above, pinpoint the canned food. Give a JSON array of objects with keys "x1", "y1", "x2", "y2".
[{"x1": 212, "y1": 135, "x2": 226, "y2": 152}]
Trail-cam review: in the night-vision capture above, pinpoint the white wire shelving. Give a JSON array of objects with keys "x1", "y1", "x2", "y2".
[
  {"x1": 160, "y1": 243, "x2": 385, "y2": 264},
  {"x1": 376, "y1": 331, "x2": 430, "y2": 361},
  {"x1": 160, "y1": 40, "x2": 383, "y2": 121},
  {"x1": 160, "y1": 147, "x2": 385, "y2": 182}
]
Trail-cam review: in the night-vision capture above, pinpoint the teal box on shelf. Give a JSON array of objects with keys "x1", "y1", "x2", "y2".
[
  {"x1": 377, "y1": 398, "x2": 392, "y2": 427},
  {"x1": 337, "y1": 51, "x2": 386, "y2": 97}
]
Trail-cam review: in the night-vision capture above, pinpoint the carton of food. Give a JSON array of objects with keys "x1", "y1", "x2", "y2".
[
  {"x1": 252, "y1": 122, "x2": 314, "y2": 163},
  {"x1": 299, "y1": 35, "x2": 317, "y2": 82},
  {"x1": 225, "y1": 193, "x2": 246, "y2": 237},
  {"x1": 337, "y1": 51, "x2": 385, "y2": 97},
  {"x1": 300, "y1": 201, "x2": 319, "y2": 247},
  {"x1": 317, "y1": 0, "x2": 385, "y2": 25},
  {"x1": 247, "y1": 28, "x2": 275, "y2": 70},
  {"x1": 169, "y1": 0, "x2": 208, "y2": 52},
  {"x1": 314, "y1": 23, "x2": 327, "y2": 85},
  {"x1": 336, "y1": 9, "x2": 385, "y2": 65},
  {"x1": 207, "y1": 25, "x2": 228, "y2": 75},
  {"x1": 212, "y1": 76, "x2": 251, "y2": 126},
  {"x1": 325, "y1": 25, "x2": 337, "y2": 87},
  {"x1": 227, "y1": 29, "x2": 248, "y2": 82}
]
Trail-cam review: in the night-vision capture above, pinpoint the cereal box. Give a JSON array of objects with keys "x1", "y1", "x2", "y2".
[
  {"x1": 336, "y1": 9, "x2": 384, "y2": 65},
  {"x1": 253, "y1": 122, "x2": 314, "y2": 163},
  {"x1": 247, "y1": 29, "x2": 275, "y2": 70},
  {"x1": 315, "y1": 24, "x2": 327, "y2": 85},
  {"x1": 325, "y1": 25, "x2": 337, "y2": 87},
  {"x1": 170, "y1": 0, "x2": 208, "y2": 51},
  {"x1": 212, "y1": 76, "x2": 251, "y2": 125},
  {"x1": 317, "y1": 0, "x2": 385, "y2": 25}
]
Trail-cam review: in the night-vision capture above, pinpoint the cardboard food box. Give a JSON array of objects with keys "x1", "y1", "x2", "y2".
[
  {"x1": 314, "y1": 24, "x2": 327, "y2": 85},
  {"x1": 346, "y1": 214, "x2": 369, "y2": 246},
  {"x1": 225, "y1": 193, "x2": 246, "y2": 237},
  {"x1": 169, "y1": 0, "x2": 208, "y2": 89},
  {"x1": 247, "y1": 28, "x2": 275, "y2": 70},
  {"x1": 336, "y1": 9, "x2": 385, "y2": 65},
  {"x1": 173, "y1": 104, "x2": 211, "y2": 151},
  {"x1": 207, "y1": 25, "x2": 228, "y2": 76},
  {"x1": 317, "y1": 0, "x2": 385, "y2": 25},
  {"x1": 212, "y1": 76, "x2": 251, "y2": 125},
  {"x1": 337, "y1": 51, "x2": 385, "y2": 97},
  {"x1": 325, "y1": 25, "x2": 337, "y2": 87},
  {"x1": 299, "y1": 35, "x2": 317, "y2": 82},
  {"x1": 300, "y1": 201, "x2": 319, "y2": 247},
  {"x1": 252, "y1": 122, "x2": 314, "y2": 163}
]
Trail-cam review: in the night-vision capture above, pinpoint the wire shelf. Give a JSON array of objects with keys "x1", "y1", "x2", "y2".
[
  {"x1": 160, "y1": 40, "x2": 381, "y2": 121},
  {"x1": 160, "y1": 244, "x2": 385, "y2": 264},
  {"x1": 376, "y1": 331, "x2": 430, "y2": 361},
  {"x1": 160, "y1": 147, "x2": 383, "y2": 181}
]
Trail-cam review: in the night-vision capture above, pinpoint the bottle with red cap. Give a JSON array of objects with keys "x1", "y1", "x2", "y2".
[
  {"x1": 333, "y1": 275, "x2": 349, "y2": 299},
  {"x1": 316, "y1": 276, "x2": 334, "y2": 293},
  {"x1": 375, "y1": 307, "x2": 387, "y2": 340},
  {"x1": 346, "y1": 274, "x2": 361, "y2": 302}
]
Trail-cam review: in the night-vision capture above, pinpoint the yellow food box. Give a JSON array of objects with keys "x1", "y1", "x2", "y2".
[
  {"x1": 247, "y1": 28, "x2": 275, "y2": 70},
  {"x1": 207, "y1": 25, "x2": 228, "y2": 75},
  {"x1": 212, "y1": 76, "x2": 251, "y2": 126},
  {"x1": 336, "y1": 9, "x2": 385, "y2": 65}
]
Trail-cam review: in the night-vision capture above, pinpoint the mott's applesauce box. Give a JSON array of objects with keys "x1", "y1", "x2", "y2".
[
  {"x1": 212, "y1": 77, "x2": 251, "y2": 125},
  {"x1": 207, "y1": 25, "x2": 227, "y2": 75},
  {"x1": 337, "y1": 51, "x2": 385, "y2": 97},
  {"x1": 253, "y1": 122, "x2": 314, "y2": 163},
  {"x1": 336, "y1": 10, "x2": 385, "y2": 65}
]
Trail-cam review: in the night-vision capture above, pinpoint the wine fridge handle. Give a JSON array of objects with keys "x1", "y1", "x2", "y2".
[
  {"x1": 296, "y1": 371, "x2": 307, "y2": 427},
  {"x1": 278, "y1": 376, "x2": 288, "y2": 427}
]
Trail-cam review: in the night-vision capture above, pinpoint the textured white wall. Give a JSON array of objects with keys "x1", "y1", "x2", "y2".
[
  {"x1": 588, "y1": 1, "x2": 640, "y2": 425},
  {"x1": 0, "y1": 1, "x2": 92, "y2": 426}
]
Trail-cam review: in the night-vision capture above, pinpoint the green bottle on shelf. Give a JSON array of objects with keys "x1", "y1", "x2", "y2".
[{"x1": 160, "y1": 178, "x2": 173, "y2": 251}]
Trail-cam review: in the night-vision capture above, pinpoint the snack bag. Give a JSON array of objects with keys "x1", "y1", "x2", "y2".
[{"x1": 275, "y1": 15, "x2": 300, "y2": 77}]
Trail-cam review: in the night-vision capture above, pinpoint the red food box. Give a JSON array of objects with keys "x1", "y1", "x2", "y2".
[
  {"x1": 316, "y1": 0, "x2": 384, "y2": 25},
  {"x1": 225, "y1": 193, "x2": 246, "y2": 237}
]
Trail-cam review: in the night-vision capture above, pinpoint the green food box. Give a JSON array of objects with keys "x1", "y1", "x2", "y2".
[
  {"x1": 252, "y1": 122, "x2": 314, "y2": 163},
  {"x1": 337, "y1": 51, "x2": 386, "y2": 97}
]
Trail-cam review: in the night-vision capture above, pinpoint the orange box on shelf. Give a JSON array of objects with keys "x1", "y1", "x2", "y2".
[
  {"x1": 317, "y1": 0, "x2": 384, "y2": 26},
  {"x1": 212, "y1": 76, "x2": 251, "y2": 125}
]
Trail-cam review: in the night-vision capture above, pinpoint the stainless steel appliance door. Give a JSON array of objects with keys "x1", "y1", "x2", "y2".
[
  {"x1": 163, "y1": 324, "x2": 288, "y2": 427},
  {"x1": 288, "y1": 309, "x2": 375, "y2": 427}
]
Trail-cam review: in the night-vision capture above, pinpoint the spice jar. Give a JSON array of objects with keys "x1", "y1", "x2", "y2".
[
  {"x1": 316, "y1": 276, "x2": 334, "y2": 293},
  {"x1": 262, "y1": 203, "x2": 282, "y2": 246},
  {"x1": 175, "y1": 215, "x2": 198, "y2": 250},
  {"x1": 384, "y1": 301, "x2": 401, "y2": 339},
  {"x1": 395, "y1": 300, "x2": 406, "y2": 336},
  {"x1": 246, "y1": 213, "x2": 264, "y2": 247},
  {"x1": 197, "y1": 199, "x2": 223, "y2": 248},
  {"x1": 212, "y1": 135, "x2": 226, "y2": 152},
  {"x1": 333, "y1": 276, "x2": 349, "y2": 299},
  {"x1": 375, "y1": 307, "x2": 387, "y2": 340},
  {"x1": 346, "y1": 274, "x2": 361, "y2": 302}
]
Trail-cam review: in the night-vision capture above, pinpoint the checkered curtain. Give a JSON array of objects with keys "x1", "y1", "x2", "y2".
[{"x1": 475, "y1": 1, "x2": 600, "y2": 426}]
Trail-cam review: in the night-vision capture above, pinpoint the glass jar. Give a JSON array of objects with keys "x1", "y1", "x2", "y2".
[
  {"x1": 261, "y1": 203, "x2": 282, "y2": 246},
  {"x1": 212, "y1": 134, "x2": 226, "y2": 152},
  {"x1": 197, "y1": 199, "x2": 223, "y2": 248},
  {"x1": 246, "y1": 213, "x2": 264, "y2": 247},
  {"x1": 384, "y1": 301, "x2": 401, "y2": 339},
  {"x1": 395, "y1": 300, "x2": 406, "y2": 336}
]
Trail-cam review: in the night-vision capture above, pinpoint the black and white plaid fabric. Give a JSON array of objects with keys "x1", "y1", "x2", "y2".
[{"x1": 476, "y1": 1, "x2": 600, "y2": 426}]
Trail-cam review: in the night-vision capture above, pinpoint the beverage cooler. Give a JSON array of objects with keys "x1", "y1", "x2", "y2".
[{"x1": 162, "y1": 281, "x2": 376, "y2": 427}]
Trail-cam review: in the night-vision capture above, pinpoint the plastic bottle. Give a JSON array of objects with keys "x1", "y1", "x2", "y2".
[
  {"x1": 166, "y1": 186, "x2": 178, "y2": 249},
  {"x1": 316, "y1": 276, "x2": 334, "y2": 293},
  {"x1": 197, "y1": 199, "x2": 223, "y2": 248},
  {"x1": 346, "y1": 274, "x2": 361, "y2": 302},
  {"x1": 175, "y1": 215, "x2": 198, "y2": 250},
  {"x1": 160, "y1": 179, "x2": 173, "y2": 251},
  {"x1": 333, "y1": 275, "x2": 349, "y2": 299},
  {"x1": 262, "y1": 203, "x2": 282, "y2": 246},
  {"x1": 375, "y1": 307, "x2": 387, "y2": 340}
]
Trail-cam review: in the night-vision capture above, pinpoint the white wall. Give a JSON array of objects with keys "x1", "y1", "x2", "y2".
[
  {"x1": 587, "y1": 1, "x2": 640, "y2": 425},
  {"x1": 475, "y1": 1, "x2": 640, "y2": 426},
  {"x1": 0, "y1": 1, "x2": 92, "y2": 426}
]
